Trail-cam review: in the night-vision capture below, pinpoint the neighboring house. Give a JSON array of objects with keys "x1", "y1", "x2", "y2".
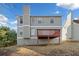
[
  {"x1": 62, "y1": 12, "x2": 72, "y2": 41},
  {"x1": 62, "y1": 12, "x2": 79, "y2": 41},
  {"x1": 17, "y1": 6, "x2": 62, "y2": 45},
  {"x1": 72, "y1": 20, "x2": 79, "y2": 41}
]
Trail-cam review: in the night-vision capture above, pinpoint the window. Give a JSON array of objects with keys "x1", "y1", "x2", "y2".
[
  {"x1": 38, "y1": 18, "x2": 42, "y2": 24},
  {"x1": 50, "y1": 18, "x2": 54, "y2": 23},
  {"x1": 20, "y1": 32, "x2": 23, "y2": 36},
  {"x1": 20, "y1": 17, "x2": 23, "y2": 24},
  {"x1": 38, "y1": 20, "x2": 41, "y2": 23}
]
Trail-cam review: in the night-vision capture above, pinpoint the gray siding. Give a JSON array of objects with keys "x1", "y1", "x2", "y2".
[
  {"x1": 17, "y1": 27, "x2": 23, "y2": 37},
  {"x1": 17, "y1": 16, "x2": 23, "y2": 26},
  {"x1": 17, "y1": 26, "x2": 30, "y2": 38},
  {"x1": 17, "y1": 16, "x2": 23, "y2": 38},
  {"x1": 31, "y1": 16, "x2": 61, "y2": 26}
]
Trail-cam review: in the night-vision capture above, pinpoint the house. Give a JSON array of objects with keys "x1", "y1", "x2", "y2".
[
  {"x1": 62, "y1": 12, "x2": 72, "y2": 41},
  {"x1": 71, "y1": 20, "x2": 79, "y2": 41},
  {"x1": 17, "y1": 6, "x2": 62, "y2": 45},
  {"x1": 62, "y1": 12, "x2": 79, "y2": 42}
]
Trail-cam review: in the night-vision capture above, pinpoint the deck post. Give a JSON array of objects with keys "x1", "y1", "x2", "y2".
[
  {"x1": 48, "y1": 36, "x2": 50, "y2": 45},
  {"x1": 59, "y1": 37, "x2": 60, "y2": 44}
]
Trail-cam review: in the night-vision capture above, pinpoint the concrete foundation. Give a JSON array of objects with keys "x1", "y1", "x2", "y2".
[{"x1": 17, "y1": 37, "x2": 60, "y2": 45}]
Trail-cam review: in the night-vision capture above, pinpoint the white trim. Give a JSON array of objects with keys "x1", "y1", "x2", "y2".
[
  {"x1": 18, "y1": 25, "x2": 30, "y2": 27},
  {"x1": 31, "y1": 26, "x2": 62, "y2": 27},
  {"x1": 18, "y1": 25, "x2": 62, "y2": 27},
  {"x1": 17, "y1": 37, "x2": 23, "y2": 39},
  {"x1": 31, "y1": 37, "x2": 37, "y2": 39}
]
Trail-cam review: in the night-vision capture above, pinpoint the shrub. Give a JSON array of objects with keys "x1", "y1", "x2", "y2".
[{"x1": 0, "y1": 26, "x2": 17, "y2": 47}]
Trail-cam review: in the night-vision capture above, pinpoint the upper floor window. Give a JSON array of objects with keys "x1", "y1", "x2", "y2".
[
  {"x1": 38, "y1": 18, "x2": 42, "y2": 24},
  {"x1": 20, "y1": 17, "x2": 23, "y2": 24},
  {"x1": 50, "y1": 18, "x2": 54, "y2": 23},
  {"x1": 38, "y1": 20, "x2": 42, "y2": 24}
]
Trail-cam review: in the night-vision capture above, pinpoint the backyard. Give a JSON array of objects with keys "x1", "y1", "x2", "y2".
[{"x1": 0, "y1": 41, "x2": 79, "y2": 56}]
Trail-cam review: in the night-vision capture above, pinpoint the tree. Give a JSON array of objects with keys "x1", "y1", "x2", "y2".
[{"x1": 0, "y1": 26, "x2": 17, "y2": 47}]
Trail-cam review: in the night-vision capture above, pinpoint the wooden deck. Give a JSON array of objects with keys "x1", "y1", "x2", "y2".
[{"x1": 37, "y1": 29, "x2": 61, "y2": 44}]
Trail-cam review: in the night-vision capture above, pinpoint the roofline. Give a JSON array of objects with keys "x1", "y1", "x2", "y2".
[
  {"x1": 30, "y1": 16, "x2": 62, "y2": 17},
  {"x1": 18, "y1": 15, "x2": 62, "y2": 17}
]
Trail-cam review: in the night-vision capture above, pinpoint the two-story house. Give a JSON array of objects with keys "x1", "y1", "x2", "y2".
[{"x1": 17, "y1": 6, "x2": 62, "y2": 45}]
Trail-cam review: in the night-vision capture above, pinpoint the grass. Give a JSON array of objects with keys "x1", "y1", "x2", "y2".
[{"x1": 1, "y1": 41, "x2": 79, "y2": 56}]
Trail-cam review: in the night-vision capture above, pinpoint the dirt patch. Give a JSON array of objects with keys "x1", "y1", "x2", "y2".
[
  {"x1": 0, "y1": 47, "x2": 42, "y2": 56},
  {"x1": 47, "y1": 47, "x2": 79, "y2": 56},
  {"x1": 0, "y1": 49, "x2": 15, "y2": 56},
  {"x1": 16, "y1": 47, "x2": 42, "y2": 56},
  {"x1": 0, "y1": 41, "x2": 79, "y2": 56}
]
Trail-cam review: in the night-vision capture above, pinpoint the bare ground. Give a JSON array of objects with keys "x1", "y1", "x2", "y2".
[{"x1": 1, "y1": 41, "x2": 79, "y2": 56}]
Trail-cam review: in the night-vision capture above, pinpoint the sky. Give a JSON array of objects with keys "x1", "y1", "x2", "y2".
[{"x1": 0, "y1": 3, "x2": 79, "y2": 31}]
